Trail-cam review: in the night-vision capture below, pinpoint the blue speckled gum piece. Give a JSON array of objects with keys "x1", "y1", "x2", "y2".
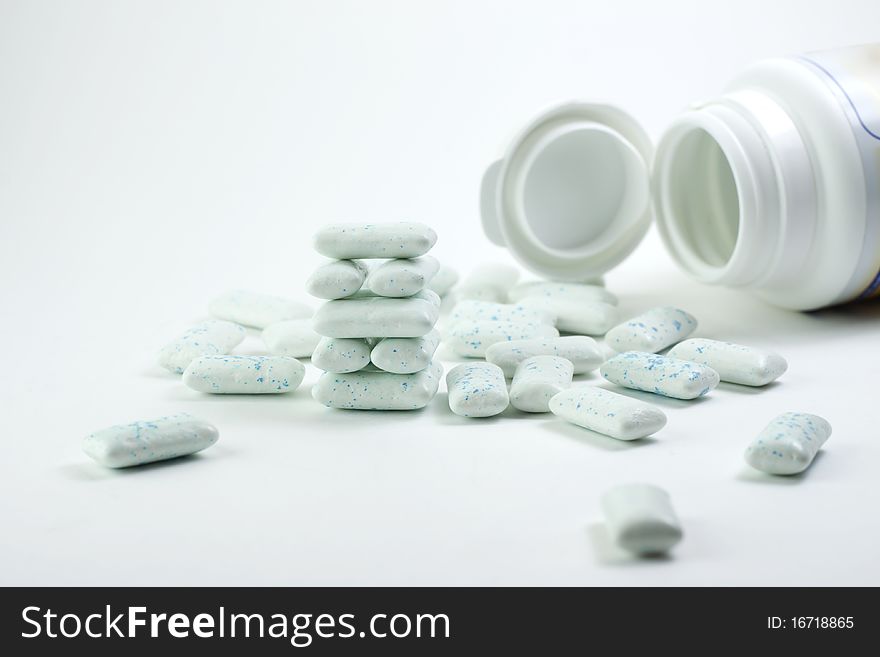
[{"x1": 744, "y1": 412, "x2": 832, "y2": 475}]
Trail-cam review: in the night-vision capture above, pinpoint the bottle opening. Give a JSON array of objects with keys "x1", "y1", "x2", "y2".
[{"x1": 663, "y1": 127, "x2": 741, "y2": 269}]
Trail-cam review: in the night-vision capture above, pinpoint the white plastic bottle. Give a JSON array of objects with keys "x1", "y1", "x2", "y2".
[
  {"x1": 653, "y1": 44, "x2": 880, "y2": 310},
  {"x1": 481, "y1": 44, "x2": 880, "y2": 310}
]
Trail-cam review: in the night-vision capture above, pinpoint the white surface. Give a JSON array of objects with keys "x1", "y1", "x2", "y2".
[{"x1": 1, "y1": 0, "x2": 879, "y2": 585}]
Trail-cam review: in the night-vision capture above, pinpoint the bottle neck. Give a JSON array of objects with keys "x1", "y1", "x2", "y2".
[{"x1": 653, "y1": 91, "x2": 816, "y2": 289}]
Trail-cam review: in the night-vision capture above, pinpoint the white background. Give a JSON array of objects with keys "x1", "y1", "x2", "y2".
[{"x1": 2, "y1": 0, "x2": 879, "y2": 586}]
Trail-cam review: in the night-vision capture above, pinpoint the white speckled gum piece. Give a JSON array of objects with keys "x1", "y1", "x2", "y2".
[
  {"x1": 313, "y1": 295, "x2": 439, "y2": 338},
  {"x1": 314, "y1": 222, "x2": 437, "y2": 259},
  {"x1": 366, "y1": 256, "x2": 440, "y2": 298},
  {"x1": 371, "y1": 329, "x2": 441, "y2": 374},
  {"x1": 312, "y1": 360, "x2": 443, "y2": 410},
  {"x1": 446, "y1": 320, "x2": 559, "y2": 357},
  {"x1": 518, "y1": 297, "x2": 617, "y2": 335},
  {"x1": 744, "y1": 412, "x2": 832, "y2": 475},
  {"x1": 600, "y1": 351, "x2": 720, "y2": 400},
  {"x1": 455, "y1": 285, "x2": 507, "y2": 303},
  {"x1": 509, "y1": 356, "x2": 573, "y2": 413},
  {"x1": 157, "y1": 319, "x2": 246, "y2": 375},
  {"x1": 413, "y1": 288, "x2": 441, "y2": 307},
  {"x1": 667, "y1": 338, "x2": 787, "y2": 386},
  {"x1": 508, "y1": 281, "x2": 617, "y2": 306},
  {"x1": 209, "y1": 289, "x2": 312, "y2": 328},
  {"x1": 311, "y1": 337, "x2": 373, "y2": 373},
  {"x1": 450, "y1": 300, "x2": 555, "y2": 325},
  {"x1": 427, "y1": 264, "x2": 459, "y2": 296},
  {"x1": 306, "y1": 259, "x2": 369, "y2": 300},
  {"x1": 465, "y1": 263, "x2": 520, "y2": 289},
  {"x1": 485, "y1": 336, "x2": 603, "y2": 377},
  {"x1": 601, "y1": 484, "x2": 683, "y2": 555},
  {"x1": 82, "y1": 413, "x2": 219, "y2": 468},
  {"x1": 605, "y1": 306, "x2": 697, "y2": 353},
  {"x1": 446, "y1": 362, "x2": 509, "y2": 418},
  {"x1": 549, "y1": 387, "x2": 667, "y2": 440},
  {"x1": 455, "y1": 263, "x2": 520, "y2": 303},
  {"x1": 182, "y1": 355, "x2": 305, "y2": 394},
  {"x1": 261, "y1": 319, "x2": 321, "y2": 358}
]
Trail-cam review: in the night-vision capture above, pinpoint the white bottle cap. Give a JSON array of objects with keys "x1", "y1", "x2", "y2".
[{"x1": 481, "y1": 103, "x2": 653, "y2": 281}]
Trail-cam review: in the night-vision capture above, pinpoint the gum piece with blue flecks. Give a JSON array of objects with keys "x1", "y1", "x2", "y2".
[
  {"x1": 209, "y1": 289, "x2": 312, "y2": 329},
  {"x1": 446, "y1": 362, "x2": 509, "y2": 418},
  {"x1": 306, "y1": 259, "x2": 369, "y2": 300},
  {"x1": 314, "y1": 222, "x2": 437, "y2": 259},
  {"x1": 311, "y1": 337, "x2": 373, "y2": 373},
  {"x1": 600, "y1": 351, "x2": 719, "y2": 400},
  {"x1": 508, "y1": 281, "x2": 617, "y2": 306},
  {"x1": 157, "y1": 319, "x2": 246, "y2": 375},
  {"x1": 605, "y1": 306, "x2": 697, "y2": 353},
  {"x1": 486, "y1": 336, "x2": 603, "y2": 377},
  {"x1": 183, "y1": 355, "x2": 305, "y2": 394},
  {"x1": 667, "y1": 338, "x2": 787, "y2": 386},
  {"x1": 371, "y1": 330, "x2": 441, "y2": 374},
  {"x1": 445, "y1": 320, "x2": 558, "y2": 357},
  {"x1": 82, "y1": 413, "x2": 219, "y2": 468},
  {"x1": 744, "y1": 412, "x2": 832, "y2": 475},
  {"x1": 509, "y1": 355, "x2": 573, "y2": 413},
  {"x1": 366, "y1": 256, "x2": 440, "y2": 297},
  {"x1": 450, "y1": 299, "x2": 555, "y2": 325},
  {"x1": 549, "y1": 387, "x2": 666, "y2": 440},
  {"x1": 312, "y1": 361, "x2": 443, "y2": 410}
]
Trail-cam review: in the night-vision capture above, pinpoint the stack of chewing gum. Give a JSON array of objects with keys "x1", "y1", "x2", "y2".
[{"x1": 307, "y1": 222, "x2": 444, "y2": 410}]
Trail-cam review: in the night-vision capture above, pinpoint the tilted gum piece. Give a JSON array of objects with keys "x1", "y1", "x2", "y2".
[
  {"x1": 744, "y1": 412, "x2": 832, "y2": 475},
  {"x1": 311, "y1": 337, "x2": 373, "y2": 373},
  {"x1": 486, "y1": 336, "x2": 603, "y2": 377},
  {"x1": 450, "y1": 299, "x2": 555, "y2": 325},
  {"x1": 157, "y1": 319, "x2": 246, "y2": 375},
  {"x1": 508, "y1": 281, "x2": 617, "y2": 306},
  {"x1": 312, "y1": 361, "x2": 443, "y2": 410},
  {"x1": 549, "y1": 387, "x2": 667, "y2": 440},
  {"x1": 427, "y1": 264, "x2": 459, "y2": 297},
  {"x1": 262, "y1": 319, "x2": 321, "y2": 358},
  {"x1": 182, "y1": 355, "x2": 305, "y2": 394},
  {"x1": 413, "y1": 288, "x2": 441, "y2": 307},
  {"x1": 454, "y1": 286, "x2": 506, "y2": 304},
  {"x1": 601, "y1": 484, "x2": 683, "y2": 556},
  {"x1": 371, "y1": 330, "x2": 441, "y2": 374},
  {"x1": 600, "y1": 351, "x2": 720, "y2": 400},
  {"x1": 313, "y1": 294, "x2": 439, "y2": 338},
  {"x1": 446, "y1": 362, "x2": 509, "y2": 418},
  {"x1": 667, "y1": 338, "x2": 787, "y2": 387},
  {"x1": 209, "y1": 289, "x2": 311, "y2": 328},
  {"x1": 518, "y1": 297, "x2": 617, "y2": 336},
  {"x1": 314, "y1": 222, "x2": 437, "y2": 259},
  {"x1": 366, "y1": 256, "x2": 440, "y2": 298},
  {"x1": 82, "y1": 413, "x2": 219, "y2": 468},
  {"x1": 446, "y1": 320, "x2": 559, "y2": 357},
  {"x1": 464, "y1": 263, "x2": 520, "y2": 289},
  {"x1": 455, "y1": 263, "x2": 520, "y2": 303},
  {"x1": 604, "y1": 306, "x2": 697, "y2": 353},
  {"x1": 509, "y1": 356, "x2": 573, "y2": 413},
  {"x1": 306, "y1": 260, "x2": 369, "y2": 300}
]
